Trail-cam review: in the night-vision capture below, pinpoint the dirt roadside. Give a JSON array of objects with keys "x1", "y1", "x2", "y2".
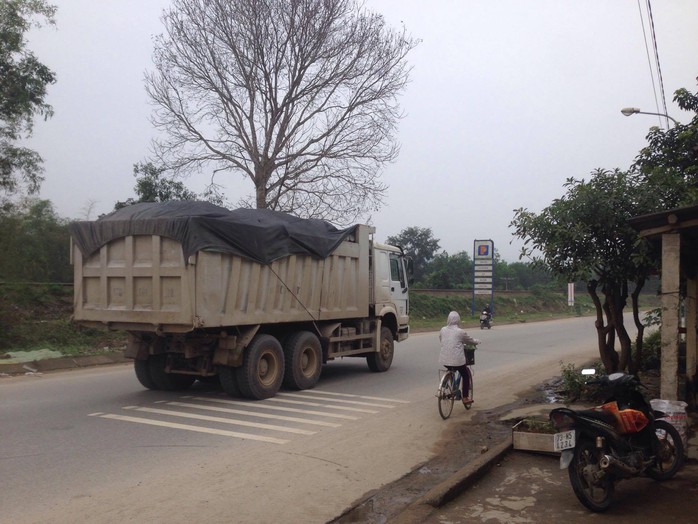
[
  {"x1": 328, "y1": 385, "x2": 550, "y2": 524},
  {"x1": 329, "y1": 372, "x2": 673, "y2": 524}
]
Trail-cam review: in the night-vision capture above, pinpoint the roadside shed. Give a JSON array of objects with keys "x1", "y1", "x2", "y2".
[{"x1": 629, "y1": 204, "x2": 698, "y2": 406}]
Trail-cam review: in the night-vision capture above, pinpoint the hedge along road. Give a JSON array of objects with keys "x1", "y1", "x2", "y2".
[{"x1": 0, "y1": 315, "x2": 615, "y2": 524}]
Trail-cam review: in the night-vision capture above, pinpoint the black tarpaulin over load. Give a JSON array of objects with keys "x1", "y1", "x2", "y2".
[{"x1": 69, "y1": 201, "x2": 358, "y2": 264}]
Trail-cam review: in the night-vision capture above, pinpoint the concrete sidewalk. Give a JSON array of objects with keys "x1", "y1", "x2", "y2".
[
  {"x1": 0, "y1": 350, "x2": 128, "y2": 375},
  {"x1": 389, "y1": 407, "x2": 698, "y2": 523}
]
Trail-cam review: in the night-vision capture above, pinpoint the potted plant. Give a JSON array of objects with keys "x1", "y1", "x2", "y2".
[{"x1": 512, "y1": 416, "x2": 558, "y2": 454}]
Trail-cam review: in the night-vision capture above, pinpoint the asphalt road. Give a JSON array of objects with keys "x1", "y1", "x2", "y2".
[{"x1": 0, "y1": 316, "x2": 611, "y2": 523}]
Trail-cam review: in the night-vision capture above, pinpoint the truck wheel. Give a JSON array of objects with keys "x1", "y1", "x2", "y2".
[
  {"x1": 367, "y1": 327, "x2": 394, "y2": 372},
  {"x1": 147, "y1": 354, "x2": 196, "y2": 391},
  {"x1": 283, "y1": 331, "x2": 322, "y2": 390},
  {"x1": 235, "y1": 334, "x2": 284, "y2": 400},
  {"x1": 219, "y1": 366, "x2": 242, "y2": 397},
  {"x1": 134, "y1": 359, "x2": 158, "y2": 390}
]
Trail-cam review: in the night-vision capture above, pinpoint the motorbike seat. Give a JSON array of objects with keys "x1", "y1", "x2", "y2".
[{"x1": 575, "y1": 408, "x2": 618, "y2": 426}]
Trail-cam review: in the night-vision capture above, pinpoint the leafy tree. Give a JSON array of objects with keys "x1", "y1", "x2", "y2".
[
  {"x1": 115, "y1": 162, "x2": 198, "y2": 209},
  {"x1": 632, "y1": 86, "x2": 698, "y2": 207},
  {"x1": 0, "y1": 198, "x2": 70, "y2": 282},
  {"x1": 511, "y1": 169, "x2": 658, "y2": 373},
  {"x1": 423, "y1": 251, "x2": 472, "y2": 289},
  {"x1": 145, "y1": 0, "x2": 418, "y2": 225},
  {"x1": 386, "y1": 226, "x2": 440, "y2": 284},
  {"x1": 0, "y1": 0, "x2": 56, "y2": 196},
  {"x1": 506, "y1": 261, "x2": 554, "y2": 290}
]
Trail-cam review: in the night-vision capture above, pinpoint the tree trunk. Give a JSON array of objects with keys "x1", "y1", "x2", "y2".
[
  {"x1": 588, "y1": 280, "x2": 618, "y2": 373},
  {"x1": 254, "y1": 163, "x2": 274, "y2": 209},
  {"x1": 631, "y1": 278, "x2": 645, "y2": 373},
  {"x1": 607, "y1": 281, "x2": 633, "y2": 373}
]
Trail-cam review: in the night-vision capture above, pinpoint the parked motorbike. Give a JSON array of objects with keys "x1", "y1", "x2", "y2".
[
  {"x1": 479, "y1": 311, "x2": 492, "y2": 329},
  {"x1": 549, "y1": 369, "x2": 685, "y2": 512}
]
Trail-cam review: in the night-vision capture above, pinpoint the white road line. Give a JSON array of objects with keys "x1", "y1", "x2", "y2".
[
  {"x1": 164, "y1": 401, "x2": 341, "y2": 428},
  {"x1": 310, "y1": 390, "x2": 411, "y2": 404},
  {"x1": 123, "y1": 406, "x2": 317, "y2": 435},
  {"x1": 91, "y1": 413, "x2": 289, "y2": 444},
  {"x1": 267, "y1": 397, "x2": 378, "y2": 413},
  {"x1": 185, "y1": 396, "x2": 359, "y2": 420},
  {"x1": 277, "y1": 392, "x2": 396, "y2": 408}
]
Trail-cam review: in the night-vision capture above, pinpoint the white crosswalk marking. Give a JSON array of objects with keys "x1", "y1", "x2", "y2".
[
  {"x1": 89, "y1": 389, "x2": 408, "y2": 444},
  {"x1": 89, "y1": 413, "x2": 289, "y2": 444},
  {"x1": 187, "y1": 396, "x2": 359, "y2": 420},
  {"x1": 122, "y1": 405, "x2": 317, "y2": 435},
  {"x1": 276, "y1": 392, "x2": 397, "y2": 408},
  {"x1": 310, "y1": 390, "x2": 411, "y2": 403},
  {"x1": 267, "y1": 397, "x2": 379, "y2": 413},
  {"x1": 165, "y1": 401, "x2": 341, "y2": 427}
]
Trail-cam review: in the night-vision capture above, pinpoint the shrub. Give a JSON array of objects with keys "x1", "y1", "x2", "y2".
[
  {"x1": 0, "y1": 283, "x2": 126, "y2": 353},
  {"x1": 634, "y1": 329, "x2": 661, "y2": 371},
  {"x1": 558, "y1": 361, "x2": 605, "y2": 403}
]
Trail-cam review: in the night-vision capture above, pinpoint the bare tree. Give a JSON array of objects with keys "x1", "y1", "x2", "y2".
[{"x1": 145, "y1": 0, "x2": 418, "y2": 224}]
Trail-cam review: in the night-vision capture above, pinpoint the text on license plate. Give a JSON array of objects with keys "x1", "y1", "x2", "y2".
[{"x1": 554, "y1": 430, "x2": 575, "y2": 452}]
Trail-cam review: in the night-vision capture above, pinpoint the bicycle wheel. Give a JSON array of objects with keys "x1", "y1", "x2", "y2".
[
  {"x1": 437, "y1": 371, "x2": 455, "y2": 419},
  {"x1": 463, "y1": 366, "x2": 474, "y2": 410}
]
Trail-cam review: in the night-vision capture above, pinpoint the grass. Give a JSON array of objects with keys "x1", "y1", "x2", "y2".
[
  {"x1": 409, "y1": 289, "x2": 598, "y2": 332},
  {"x1": 0, "y1": 283, "x2": 127, "y2": 356},
  {"x1": 514, "y1": 417, "x2": 556, "y2": 434}
]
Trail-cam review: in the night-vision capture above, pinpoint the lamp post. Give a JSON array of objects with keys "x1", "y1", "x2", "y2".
[{"x1": 620, "y1": 107, "x2": 679, "y2": 127}]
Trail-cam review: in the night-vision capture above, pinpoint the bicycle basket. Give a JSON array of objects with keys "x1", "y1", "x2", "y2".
[{"x1": 465, "y1": 348, "x2": 475, "y2": 365}]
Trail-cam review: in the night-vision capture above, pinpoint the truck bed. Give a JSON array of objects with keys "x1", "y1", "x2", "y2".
[{"x1": 72, "y1": 225, "x2": 370, "y2": 332}]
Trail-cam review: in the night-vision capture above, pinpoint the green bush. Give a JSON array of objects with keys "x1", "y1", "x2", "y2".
[
  {"x1": 558, "y1": 361, "x2": 605, "y2": 403},
  {"x1": 634, "y1": 329, "x2": 661, "y2": 371},
  {"x1": 0, "y1": 283, "x2": 126, "y2": 353},
  {"x1": 408, "y1": 290, "x2": 596, "y2": 331},
  {"x1": 410, "y1": 293, "x2": 467, "y2": 320}
]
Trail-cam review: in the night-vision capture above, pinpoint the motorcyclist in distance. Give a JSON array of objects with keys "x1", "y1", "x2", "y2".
[{"x1": 479, "y1": 305, "x2": 493, "y2": 328}]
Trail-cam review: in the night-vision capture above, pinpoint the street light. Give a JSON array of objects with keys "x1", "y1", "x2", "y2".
[{"x1": 620, "y1": 107, "x2": 679, "y2": 126}]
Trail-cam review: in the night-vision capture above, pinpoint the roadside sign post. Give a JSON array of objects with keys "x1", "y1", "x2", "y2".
[{"x1": 472, "y1": 239, "x2": 494, "y2": 317}]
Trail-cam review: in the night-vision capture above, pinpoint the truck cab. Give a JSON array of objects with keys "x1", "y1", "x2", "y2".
[{"x1": 372, "y1": 242, "x2": 410, "y2": 341}]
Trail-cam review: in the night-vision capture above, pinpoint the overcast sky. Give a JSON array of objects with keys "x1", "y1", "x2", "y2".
[{"x1": 24, "y1": 0, "x2": 698, "y2": 261}]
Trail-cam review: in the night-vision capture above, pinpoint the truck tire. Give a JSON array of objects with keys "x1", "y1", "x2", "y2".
[
  {"x1": 219, "y1": 366, "x2": 242, "y2": 397},
  {"x1": 235, "y1": 334, "x2": 284, "y2": 400},
  {"x1": 282, "y1": 331, "x2": 322, "y2": 390},
  {"x1": 367, "y1": 327, "x2": 394, "y2": 372},
  {"x1": 134, "y1": 359, "x2": 158, "y2": 390},
  {"x1": 147, "y1": 354, "x2": 196, "y2": 391}
]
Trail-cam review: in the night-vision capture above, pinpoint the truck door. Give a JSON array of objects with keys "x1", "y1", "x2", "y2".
[{"x1": 389, "y1": 253, "x2": 409, "y2": 324}]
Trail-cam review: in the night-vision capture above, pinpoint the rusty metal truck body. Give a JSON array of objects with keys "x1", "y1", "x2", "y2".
[{"x1": 70, "y1": 202, "x2": 410, "y2": 399}]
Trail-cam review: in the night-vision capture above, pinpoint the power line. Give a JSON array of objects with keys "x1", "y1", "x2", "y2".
[
  {"x1": 646, "y1": 0, "x2": 670, "y2": 128},
  {"x1": 636, "y1": 0, "x2": 661, "y2": 125},
  {"x1": 636, "y1": 0, "x2": 670, "y2": 129}
]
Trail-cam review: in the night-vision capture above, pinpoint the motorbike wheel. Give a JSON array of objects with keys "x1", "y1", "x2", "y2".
[
  {"x1": 568, "y1": 437, "x2": 614, "y2": 512},
  {"x1": 646, "y1": 419, "x2": 685, "y2": 481}
]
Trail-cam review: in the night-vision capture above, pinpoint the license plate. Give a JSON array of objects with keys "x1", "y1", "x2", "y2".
[{"x1": 553, "y1": 430, "x2": 575, "y2": 452}]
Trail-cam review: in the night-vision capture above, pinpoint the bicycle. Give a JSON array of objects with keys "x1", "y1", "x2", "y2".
[{"x1": 436, "y1": 346, "x2": 475, "y2": 419}]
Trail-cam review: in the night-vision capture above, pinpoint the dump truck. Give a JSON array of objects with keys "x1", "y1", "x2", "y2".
[{"x1": 69, "y1": 202, "x2": 410, "y2": 399}]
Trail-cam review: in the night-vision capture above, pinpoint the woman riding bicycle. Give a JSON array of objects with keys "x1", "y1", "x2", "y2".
[{"x1": 439, "y1": 311, "x2": 479, "y2": 405}]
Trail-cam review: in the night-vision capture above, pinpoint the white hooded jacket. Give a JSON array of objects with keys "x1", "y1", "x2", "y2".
[{"x1": 438, "y1": 311, "x2": 479, "y2": 367}]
